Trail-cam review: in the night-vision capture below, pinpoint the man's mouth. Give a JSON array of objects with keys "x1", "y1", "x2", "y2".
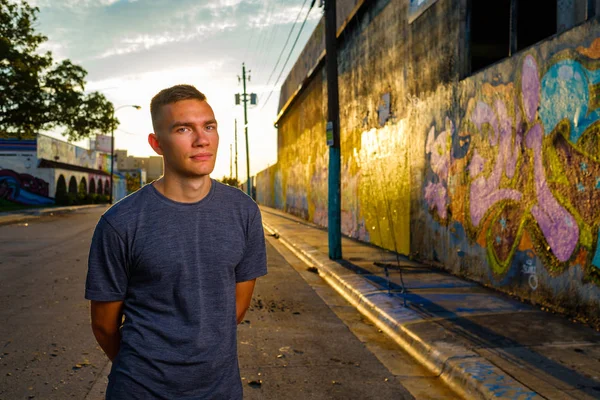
[{"x1": 190, "y1": 153, "x2": 212, "y2": 161}]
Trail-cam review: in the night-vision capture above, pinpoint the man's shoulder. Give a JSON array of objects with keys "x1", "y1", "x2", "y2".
[
  {"x1": 213, "y1": 181, "x2": 257, "y2": 210},
  {"x1": 102, "y1": 185, "x2": 151, "y2": 227}
]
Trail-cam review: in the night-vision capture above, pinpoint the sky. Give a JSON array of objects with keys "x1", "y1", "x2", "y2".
[{"x1": 28, "y1": 0, "x2": 321, "y2": 180}]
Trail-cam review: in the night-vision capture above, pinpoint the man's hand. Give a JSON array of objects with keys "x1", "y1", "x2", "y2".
[
  {"x1": 90, "y1": 300, "x2": 124, "y2": 361},
  {"x1": 235, "y1": 280, "x2": 256, "y2": 324}
]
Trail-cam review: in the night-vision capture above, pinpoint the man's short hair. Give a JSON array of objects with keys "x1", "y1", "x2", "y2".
[{"x1": 150, "y1": 84, "x2": 207, "y2": 133}]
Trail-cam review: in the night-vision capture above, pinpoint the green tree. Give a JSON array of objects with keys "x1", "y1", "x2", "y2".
[
  {"x1": 220, "y1": 176, "x2": 240, "y2": 187},
  {"x1": 0, "y1": 0, "x2": 118, "y2": 141},
  {"x1": 126, "y1": 172, "x2": 141, "y2": 194}
]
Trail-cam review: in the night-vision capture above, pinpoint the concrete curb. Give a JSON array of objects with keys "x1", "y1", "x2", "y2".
[
  {"x1": 0, "y1": 204, "x2": 105, "y2": 226},
  {"x1": 83, "y1": 360, "x2": 111, "y2": 400},
  {"x1": 263, "y1": 221, "x2": 541, "y2": 400}
]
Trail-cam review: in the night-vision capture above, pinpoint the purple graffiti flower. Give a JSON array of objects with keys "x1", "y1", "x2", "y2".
[
  {"x1": 426, "y1": 121, "x2": 453, "y2": 180},
  {"x1": 522, "y1": 55, "x2": 541, "y2": 123},
  {"x1": 425, "y1": 181, "x2": 448, "y2": 219},
  {"x1": 525, "y1": 124, "x2": 579, "y2": 261},
  {"x1": 469, "y1": 150, "x2": 485, "y2": 178},
  {"x1": 424, "y1": 120, "x2": 453, "y2": 220},
  {"x1": 469, "y1": 100, "x2": 522, "y2": 227}
]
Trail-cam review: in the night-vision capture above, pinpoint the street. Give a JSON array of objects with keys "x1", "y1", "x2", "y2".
[
  {"x1": 0, "y1": 208, "x2": 456, "y2": 399},
  {"x1": 0, "y1": 208, "x2": 110, "y2": 399}
]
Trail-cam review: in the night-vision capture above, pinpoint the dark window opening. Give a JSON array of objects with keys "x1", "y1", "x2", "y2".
[
  {"x1": 68, "y1": 176, "x2": 77, "y2": 194},
  {"x1": 470, "y1": 0, "x2": 511, "y2": 73},
  {"x1": 79, "y1": 177, "x2": 87, "y2": 195},
  {"x1": 517, "y1": 0, "x2": 557, "y2": 51},
  {"x1": 470, "y1": 0, "x2": 562, "y2": 75}
]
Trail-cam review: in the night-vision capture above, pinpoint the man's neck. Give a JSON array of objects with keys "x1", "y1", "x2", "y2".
[{"x1": 152, "y1": 174, "x2": 212, "y2": 203}]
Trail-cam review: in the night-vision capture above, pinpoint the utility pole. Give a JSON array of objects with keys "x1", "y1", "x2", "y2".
[
  {"x1": 235, "y1": 118, "x2": 239, "y2": 181},
  {"x1": 242, "y1": 63, "x2": 251, "y2": 197},
  {"x1": 325, "y1": 0, "x2": 342, "y2": 260},
  {"x1": 235, "y1": 64, "x2": 257, "y2": 197},
  {"x1": 230, "y1": 144, "x2": 233, "y2": 178}
]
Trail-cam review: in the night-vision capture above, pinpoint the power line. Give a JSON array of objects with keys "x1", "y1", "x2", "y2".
[
  {"x1": 263, "y1": 0, "x2": 310, "y2": 88},
  {"x1": 243, "y1": 0, "x2": 276, "y2": 63},
  {"x1": 261, "y1": 0, "x2": 316, "y2": 110},
  {"x1": 116, "y1": 128, "x2": 142, "y2": 136},
  {"x1": 242, "y1": 5, "x2": 260, "y2": 63},
  {"x1": 248, "y1": 0, "x2": 277, "y2": 76}
]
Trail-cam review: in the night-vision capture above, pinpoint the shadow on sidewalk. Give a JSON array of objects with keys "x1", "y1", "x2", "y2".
[{"x1": 334, "y1": 259, "x2": 600, "y2": 397}]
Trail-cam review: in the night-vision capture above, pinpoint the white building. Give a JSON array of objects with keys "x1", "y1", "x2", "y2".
[{"x1": 0, "y1": 135, "x2": 126, "y2": 208}]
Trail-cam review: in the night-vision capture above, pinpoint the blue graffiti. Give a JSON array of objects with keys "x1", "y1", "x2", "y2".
[
  {"x1": 593, "y1": 233, "x2": 600, "y2": 269},
  {"x1": 540, "y1": 60, "x2": 600, "y2": 143},
  {"x1": 0, "y1": 175, "x2": 53, "y2": 205}
]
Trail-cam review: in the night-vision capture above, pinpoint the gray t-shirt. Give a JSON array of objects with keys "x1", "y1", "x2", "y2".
[{"x1": 85, "y1": 180, "x2": 267, "y2": 399}]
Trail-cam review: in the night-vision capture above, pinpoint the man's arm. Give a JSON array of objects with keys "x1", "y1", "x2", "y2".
[
  {"x1": 90, "y1": 300, "x2": 124, "y2": 361},
  {"x1": 235, "y1": 279, "x2": 256, "y2": 324}
]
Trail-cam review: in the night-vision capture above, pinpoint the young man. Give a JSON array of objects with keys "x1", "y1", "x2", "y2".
[{"x1": 85, "y1": 84, "x2": 267, "y2": 399}]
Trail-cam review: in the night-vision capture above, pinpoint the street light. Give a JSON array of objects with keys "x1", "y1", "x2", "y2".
[{"x1": 109, "y1": 104, "x2": 142, "y2": 204}]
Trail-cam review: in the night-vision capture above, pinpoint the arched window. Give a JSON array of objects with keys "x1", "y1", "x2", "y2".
[
  {"x1": 89, "y1": 178, "x2": 96, "y2": 194},
  {"x1": 104, "y1": 179, "x2": 110, "y2": 195},
  {"x1": 56, "y1": 175, "x2": 66, "y2": 197},
  {"x1": 79, "y1": 177, "x2": 87, "y2": 195},
  {"x1": 97, "y1": 179, "x2": 103, "y2": 194},
  {"x1": 68, "y1": 176, "x2": 77, "y2": 194}
]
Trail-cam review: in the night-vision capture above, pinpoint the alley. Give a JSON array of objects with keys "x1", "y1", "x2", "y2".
[
  {"x1": 0, "y1": 207, "x2": 457, "y2": 399},
  {"x1": 238, "y1": 235, "x2": 458, "y2": 399}
]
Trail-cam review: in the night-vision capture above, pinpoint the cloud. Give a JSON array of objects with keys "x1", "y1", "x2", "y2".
[
  {"x1": 29, "y1": 0, "x2": 321, "y2": 179},
  {"x1": 95, "y1": 21, "x2": 238, "y2": 59},
  {"x1": 33, "y1": 0, "x2": 319, "y2": 63}
]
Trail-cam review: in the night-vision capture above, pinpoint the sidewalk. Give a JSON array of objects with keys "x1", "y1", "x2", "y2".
[
  {"x1": 260, "y1": 206, "x2": 600, "y2": 400},
  {"x1": 0, "y1": 204, "x2": 106, "y2": 226}
]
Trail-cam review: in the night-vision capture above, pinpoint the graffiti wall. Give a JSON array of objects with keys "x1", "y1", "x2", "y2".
[
  {"x1": 0, "y1": 141, "x2": 54, "y2": 206},
  {"x1": 0, "y1": 135, "x2": 113, "y2": 207},
  {"x1": 416, "y1": 32, "x2": 600, "y2": 320},
  {"x1": 258, "y1": 0, "x2": 600, "y2": 324},
  {"x1": 0, "y1": 169, "x2": 53, "y2": 206}
]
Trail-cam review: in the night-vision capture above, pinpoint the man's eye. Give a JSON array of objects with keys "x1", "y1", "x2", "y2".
[
  {"x1": 176, "y1": 127, "x2": 189, "y2": 133},
  {"x1": 206, "y1": 125, "x2": 216, "y2": 131}
]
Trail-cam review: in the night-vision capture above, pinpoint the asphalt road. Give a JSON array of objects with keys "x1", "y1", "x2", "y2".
[
  {"x1": 0, "y1": 207, "x2": 456, "y2": 399},
  {"x1": 0, "y1": 207, "x2": 110, "y2": 400}
]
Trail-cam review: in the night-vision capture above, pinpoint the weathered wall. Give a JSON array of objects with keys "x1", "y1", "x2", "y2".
[
  {"x1": 255, "y1": 0, "x2": 600, "y2": 325},
  {"x1": 0, "y1": 135, "x2": 114, "y2": 207},
  {"x1": 0, "y1": 139, "x2": 54, "y2": 206},
  {"x1": 278, "y1": 0, "x2": 363, "y2": 113},
  {"x1": 415, "y1": 27, "x2": 600, "y2": 326}
]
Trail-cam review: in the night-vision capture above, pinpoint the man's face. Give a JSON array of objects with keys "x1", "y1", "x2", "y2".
[{"x1": 149, "y1": 99, "x2": 219, "y2": 179}]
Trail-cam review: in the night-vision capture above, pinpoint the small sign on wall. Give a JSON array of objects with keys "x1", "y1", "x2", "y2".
[
  {"x1": 326, "y1": 121, "x2": 334, "y2": 147},
  {"x1": 408, "y1": 0, "x2": 440, "y2": 24},
  {"x1": 95, "y1": 134, "x2": 112, "y2": 153}
]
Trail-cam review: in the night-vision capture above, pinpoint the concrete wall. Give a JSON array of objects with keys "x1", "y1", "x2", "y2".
[
  {"x1": 256, "y1": 0, "x2": 600, "y2": 326},
  {"x1": 0, "y1": 135, "x2": 122, "y2": 207},
  {"x1": 0, "y1": 149, "x2": 54, "y2": 206},
  {"x1": 37, "y1": 134, "x2": 111, "y2": 172}
]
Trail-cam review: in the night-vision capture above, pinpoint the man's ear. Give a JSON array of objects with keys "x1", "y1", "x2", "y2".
[{"x1": 148, "y1": 133, "x2": 163, "y2": 155}]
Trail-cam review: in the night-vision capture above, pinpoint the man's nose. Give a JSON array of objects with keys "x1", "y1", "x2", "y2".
[{"x1": 192, "y1": 130, "x2": 210, "y2": 146}]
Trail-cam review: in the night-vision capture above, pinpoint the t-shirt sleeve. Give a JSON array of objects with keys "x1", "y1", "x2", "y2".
[
  {"x1": 85, "y1": 216, "x2": 129, "y2": 301},
  {"x1": 235, "y1": 208, "x2": 268, "y2": 283}
]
